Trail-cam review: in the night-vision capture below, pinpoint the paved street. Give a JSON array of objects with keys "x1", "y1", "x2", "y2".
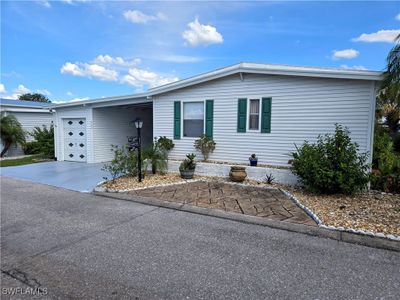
[{"x1": 1, "y1": 177, "x2": 399, "y2": 299}]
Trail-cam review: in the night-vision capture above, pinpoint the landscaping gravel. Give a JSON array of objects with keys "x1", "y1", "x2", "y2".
[
  {"x1": 283, "y1": 187, "x2": 400, "y2": 236},
  {"x1": 101, "y1": 174, "x2": 400, "y2": 237}
]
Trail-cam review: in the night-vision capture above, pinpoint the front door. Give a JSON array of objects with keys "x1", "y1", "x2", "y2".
[{"x1": 63, "y1": 118, "x2": 87, "y2": 162}]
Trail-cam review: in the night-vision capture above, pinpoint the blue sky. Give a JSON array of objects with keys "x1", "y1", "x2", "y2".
[{"x1": 1, "y1": 1, "x2": 399, "y2": 103}]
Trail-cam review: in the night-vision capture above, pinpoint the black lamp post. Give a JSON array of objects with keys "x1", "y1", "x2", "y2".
[{"x1": 133, "y1": 118, "x2": 143, "y2": 182}]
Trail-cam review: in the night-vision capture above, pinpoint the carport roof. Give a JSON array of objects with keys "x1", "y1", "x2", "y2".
[{"x1": 51, "y1": 62, "x2": 383, "y2": 109}]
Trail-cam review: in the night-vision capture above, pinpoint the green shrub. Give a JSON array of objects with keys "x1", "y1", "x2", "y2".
[
  {"x1": 292, "y1": 124, "x2": 370, "y2": 194},
  {"x1": 102, "y1": 145, "x2": 144, "y2": 182},
  {"x1": 157, "y1": 136, "x2": 174, "y2": 152},
  {"x1": 194, "y1": 135, "x2": 216, "y2": 161},
  {"x1": 371, "y1": 156, "x2": 400, "y2": 193},
  {"x1": 23, "y1": 141, "x2": 41, "y2": 155},
  {"x1": 373, "y1": 126, "x2": 394, "y2": 167},
  {"x1": 179, "y1": 153, "x2": 196, "y2": 171},
  {"x1": 29, "y1": 125, "x2": 54, "y2": 158},
  {"x1": 102, "y1": 145, "x2": 129, "y2": 182}
]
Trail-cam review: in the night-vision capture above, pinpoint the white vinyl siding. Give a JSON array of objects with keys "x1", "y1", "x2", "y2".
[
  {"x1": 153, "y1": 73, "x2": 375, "y2": 166},
  {"x1": 92, "y1": 105, "x2": 153, "y2": 163},
  {"x1": 3, "y1": 111, "x2": 53, "y2": 157}
]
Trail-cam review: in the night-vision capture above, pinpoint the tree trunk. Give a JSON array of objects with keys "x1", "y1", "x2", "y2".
[{"x1": 1, "y1": 142, "x2": 12, "y2": 157}]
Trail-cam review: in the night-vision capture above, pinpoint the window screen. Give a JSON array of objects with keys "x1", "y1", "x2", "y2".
[
  {"x1": 249, "y1": 99, "x2": 260, "y2": 130},
  {"x1": 183, "y1": 102, "x2": 204, "y2": 137}
]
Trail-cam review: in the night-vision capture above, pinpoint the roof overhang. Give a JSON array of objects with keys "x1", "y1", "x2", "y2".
[
  {"x1": 50, "y1": 62, "x2": 383, "y2": 109},
  {"x1": 148, "y1": 62, "x2": 383, "y2": 96}
]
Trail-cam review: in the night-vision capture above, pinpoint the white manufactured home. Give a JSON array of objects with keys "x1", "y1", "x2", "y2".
[
  {"x1": 52, "y1": 63, "x2": 381, "y2": 168},
  {"x1": 0, "y1": 99, "x2": 53, "y2": 157}
]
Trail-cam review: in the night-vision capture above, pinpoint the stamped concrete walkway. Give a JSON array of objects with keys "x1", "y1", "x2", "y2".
[{"x1": 128, "y1": 181, "x2": 316, "y2": 226}]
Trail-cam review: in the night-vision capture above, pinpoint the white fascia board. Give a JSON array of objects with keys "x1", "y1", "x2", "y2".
[
  {"x1": 240, "y1": 63, "x2": 383, "y2": 81},
  {"x1": 148, "y1": 62, "x2": 382, "y2": 96},
  {"x1": 50, "y1": 93, "x2": 149, "y2": 109},
  {"x1": 1, "y1": 108, "x2": 51, "y2": 113}
]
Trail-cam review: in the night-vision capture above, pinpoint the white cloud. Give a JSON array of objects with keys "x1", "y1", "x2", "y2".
[
  {"x1": 61, "y1": 0, "x2": 91, "y2": 4},
  {"x1": 182, "y1": 18, "x2": 223, "y2": 47},
  {"x1": 123, "y1": 10, "x2": 167, "y2": 24},
  {"x1": 37, "y1": 89, "x2": 51, "y2": 96},
  {"x1": 14, "y1": 84, "x2": 31, "y2": 95},
  {"x1": 36, "y1": 1, "x2": 51, "y2": 8},
  {"x1": 2, "y1": 84, "x2": 32, "y2": 100},
  {"x1": 332, "y1": 49, "x2": 359, "y2": 60},
  {"x1": 396, "y1": 14, "x2": 400, "y2": 21},
  {"x1": 93, "y1": 55, "x2": 141, "y2": 67},
  {"x1": 352, "y1": 29, "x2": 400, "y2": 43},
  {"x1": 0, "y1": 83, "x2": 6, "y2": 94},
  {"x1": 121, "y1": 68, "x2": 178, "y2": 88},
  {"x1": 2, "y1": 84, "x2": 52, "y2": 100},
  {"x1": 340, "y1": 65, "x2": 368, "y2": 71},
  {"x1": 71, "y1": 97, "x2": 89, "y2": 102},
  {"x1": 60, "y1": 62, "x2": 118, "y2": 81},
  {"x1": 157, "y1": 55, "x2": 202, "y2": 63},
  {"x1": 66, "y1": 91, "x2": 74, "y2": 97}
]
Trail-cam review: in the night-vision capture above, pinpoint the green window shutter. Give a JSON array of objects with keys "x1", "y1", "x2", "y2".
[
  {"x1": 237, "y1": 98, "x2": 247, "y2": 132},
  {"x1": 205, "y1": 99, "x2": 214, "y2": 138},
  {"x1": 174, "y1": 101, "x2": 181, "y2": 139},
  {"x1": 261, "y1": 97, "x2": 272, "y2": 133}
]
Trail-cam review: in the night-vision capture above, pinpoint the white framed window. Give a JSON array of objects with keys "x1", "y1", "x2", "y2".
[
  {"x1": 248, "y1": 98, "x2": 260, "y2": 131},
  {"x1": 183, "y1": 101, "x2": 204, "y2": 137}
]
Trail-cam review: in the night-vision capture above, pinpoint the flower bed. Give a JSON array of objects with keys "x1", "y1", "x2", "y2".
[{"x1": 100, "y1": 173, "x2": 207, "y2": 192}]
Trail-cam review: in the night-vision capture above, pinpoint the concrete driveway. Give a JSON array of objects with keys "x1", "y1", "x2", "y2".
[
  {"x1": 1, "y1": 161, "x2": 107, "y2": 192},
  {"x1": 1, "y1": 177, "x2": 399, "y2": 299}
]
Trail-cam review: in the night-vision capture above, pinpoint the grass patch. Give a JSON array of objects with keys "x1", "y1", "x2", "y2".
[{"x1": 0, "y1": 155, "x2": 51, "y2": 167}]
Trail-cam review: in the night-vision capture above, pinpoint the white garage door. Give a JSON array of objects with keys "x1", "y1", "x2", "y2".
[{"x1": 63, "y1": 118, "x2": 87, "y2": 162}]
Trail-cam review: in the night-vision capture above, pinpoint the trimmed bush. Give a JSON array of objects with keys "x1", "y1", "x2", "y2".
[
  {"x1": 292, "y1": 124, "x2": 370, "y2": 194},
  {"x1": 194, "y1": 135, "x2": 216, "y2": 161}
]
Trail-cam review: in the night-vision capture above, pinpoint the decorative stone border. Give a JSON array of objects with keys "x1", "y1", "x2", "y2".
[
  {"x1": 280, "y1": 188, "x2": 400, "y2": 243},
  {"x1": 279, "y1": 189, "x2": 323, "y2": 225}
]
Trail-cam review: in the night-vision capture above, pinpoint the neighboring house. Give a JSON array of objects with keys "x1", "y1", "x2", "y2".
[
  {"x1": 0, "y1": 98, "x2": 53, "y2": 157},
  {"x1": 52, "y1": 62, "x2": 381, "y2": 166}
]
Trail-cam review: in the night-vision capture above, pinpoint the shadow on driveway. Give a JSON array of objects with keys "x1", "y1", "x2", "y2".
[{"x1": 1, "y1": 161, "x2": 108, "y2": 192}]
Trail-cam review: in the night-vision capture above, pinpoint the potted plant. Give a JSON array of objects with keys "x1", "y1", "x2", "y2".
[
  {"x1": 249, "y1": 154, "x2": 258, "y2": 166},
  {"x1": 179, "y1": 153, "x2": 196, "y2": 179}
]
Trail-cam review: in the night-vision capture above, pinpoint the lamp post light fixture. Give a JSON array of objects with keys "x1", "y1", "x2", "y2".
[{"x1": 133, "y1": 118, "x2": 143, "y2": 182}]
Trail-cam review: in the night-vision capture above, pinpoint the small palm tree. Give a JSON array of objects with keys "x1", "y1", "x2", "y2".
[
  {"x1": 382, "y1": 34, "x2": 400, "y2": 88},
  {"x1": 0, "y1": 113, "x2": 26, "y2": 157}
]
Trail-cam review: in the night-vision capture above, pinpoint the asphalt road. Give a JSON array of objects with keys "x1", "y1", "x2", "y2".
[{"x1": 1, "y1": 177, "x2": 399, "y2": 299}]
